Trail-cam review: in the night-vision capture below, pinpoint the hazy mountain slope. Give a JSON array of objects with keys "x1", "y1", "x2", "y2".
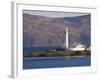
[{"x1": 23, "y1": 14, "x2": 91, "y2": 48}]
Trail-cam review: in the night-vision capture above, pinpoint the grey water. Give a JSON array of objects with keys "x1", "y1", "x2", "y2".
[
  {"x1": 23, "y1": 46, "x2": 64, "y2": 54},
  {"x1": 23, "y1": 56, "x2": 91, "y2": 69}
]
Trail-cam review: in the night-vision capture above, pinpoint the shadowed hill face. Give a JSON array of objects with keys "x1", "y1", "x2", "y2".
[{"x1": 23, "y1": 14, "x2": 91, "y2": 47}]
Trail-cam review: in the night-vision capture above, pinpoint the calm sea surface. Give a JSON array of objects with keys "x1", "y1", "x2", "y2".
[
  {"x1": 23, "y1": 56, "x2": 91, "y2": 69},
  {"x1": 24, "y1": 46, "x2": 64, "y2": 54}
]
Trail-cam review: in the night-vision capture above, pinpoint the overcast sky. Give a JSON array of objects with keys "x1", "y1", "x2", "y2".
[{"x1": 23, "y1": 10, "x2": 90, "y2": 18}]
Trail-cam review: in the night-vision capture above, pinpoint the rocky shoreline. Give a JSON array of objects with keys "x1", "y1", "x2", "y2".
[{"x1": 24, "y1": 50, "x2": 91, "y2": 58}]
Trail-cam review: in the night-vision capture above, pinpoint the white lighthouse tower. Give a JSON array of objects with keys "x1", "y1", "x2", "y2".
[
  {"x1": 65, "y1": 28, "x2": 68, "y2": 48},
  {"x1": 64, "y1": 28, "x2": 68, "y2": 49}
]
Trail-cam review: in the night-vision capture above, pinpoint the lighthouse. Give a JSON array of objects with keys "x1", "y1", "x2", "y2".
[
  {"x1": 64, "y1": 28, "x2": 68, "y2": 49},
  {"x1": 66, "y1": 28, "x2": 68, "y2": 48}
]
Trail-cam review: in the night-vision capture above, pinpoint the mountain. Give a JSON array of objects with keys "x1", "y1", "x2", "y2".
[{"x1": 23, "y1": 14, "x2": 91, "y2": 48}]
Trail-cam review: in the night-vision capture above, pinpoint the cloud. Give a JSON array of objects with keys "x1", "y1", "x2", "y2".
[{"x1": 23, "y1": 10, "x2": 90, "y2": 18}]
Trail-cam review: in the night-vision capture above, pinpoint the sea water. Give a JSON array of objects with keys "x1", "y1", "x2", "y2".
[{"x1": 23, "y1": 56, "x2": 90, "y2": 69}]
